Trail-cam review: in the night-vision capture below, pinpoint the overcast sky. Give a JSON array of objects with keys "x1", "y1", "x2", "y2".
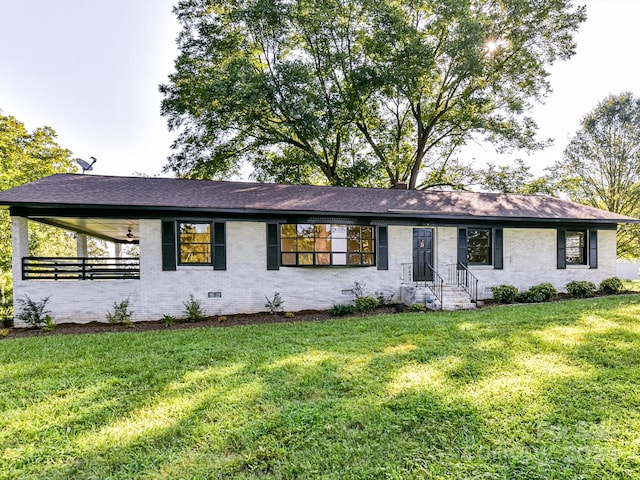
[{"x1": 1, "y1": 0, "x2": 639, "y2": 178}]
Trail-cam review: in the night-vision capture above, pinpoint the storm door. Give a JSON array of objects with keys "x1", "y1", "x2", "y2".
[{"x1": 412, "y1": 228, "x2": 434, "y2": 282}]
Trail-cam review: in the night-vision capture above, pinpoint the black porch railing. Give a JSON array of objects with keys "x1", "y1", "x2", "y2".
[
  {"x1": 401, "y1": 263, "x2": 444, "y2": 308},
  {"x1": 22, "y1": 257, "x2": 140, "y2": 280},
  {"x1": 447, "y1": 263, "x2": 478, "y2": 303}
]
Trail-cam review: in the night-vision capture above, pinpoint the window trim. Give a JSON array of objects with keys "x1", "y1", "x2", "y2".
[{"x1": 279, "y1": 223, "x2": 376, "y2": 267}]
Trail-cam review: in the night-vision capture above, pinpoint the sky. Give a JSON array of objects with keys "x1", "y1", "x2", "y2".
[{"x1": 0, "y1": 0, "x2": 639, "y2": 179}]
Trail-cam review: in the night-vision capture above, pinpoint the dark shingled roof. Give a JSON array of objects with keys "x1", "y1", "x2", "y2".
[{"x1": 0, "y1": 174, "x2": 636, "y2": 223}]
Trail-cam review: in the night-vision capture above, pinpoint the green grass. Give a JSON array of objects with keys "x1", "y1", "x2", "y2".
[{"x1": 2, "y1": 296, "x2": 640, "y2": 479}]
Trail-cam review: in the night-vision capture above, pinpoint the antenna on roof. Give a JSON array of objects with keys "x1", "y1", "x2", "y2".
[{"x1": 75, "y1": 156, "x2": 97, "y2": 174}]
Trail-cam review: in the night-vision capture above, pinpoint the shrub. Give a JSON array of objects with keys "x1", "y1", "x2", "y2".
[
  {"x1": 566, "y1": 280, "x2": 597, "y2": 298},
  {"x1": 409, "y1": 303, "x2": 426, "y2": 312},
  {"x1": 162, "y1": 314, "x2": 176, "y2": 326},
  {"x1": 0, "y1": 303, "x2": 14, "y2": 328},
  {"x1": 284, "y1": 311, "x2": 295, "y2": 318},
  {"x1": 183, "y1": 295, "x2": 205, "y2": 322},
  {"x1": 16, "y1": 295, "x2": 52, "y2": 329},
  {"x1": 0, "y1": 328, "x2": 9, "y2": 337},
  {"x1": 329, "y1": 303, "x2": 357, "y2": 317},
  {"x1": 43, "y1": 315, "x2": 57, "y2": 331},
  {"x1": 351, "y1": 281, "x2": 367, "y2": 299},
  {"x1": 516, "y1": 290, "x2": 535, "y2": 303},
  {"x1": 106, "y1": 298, "x2": 133, "y2": 325},
  {"x1": 600, "y1": 277, "x2": 624, "y2": 295},
  {"x1": 491, "y1": 284, "x2": 519, "y2": 304},
  {"x1": 529, "y1": 283, "x2": 557, "y2": 302},
  {"x1": 355, "y1": 295, "x2": 378, "y2": 312},
  {"x1": 374, "y1": 291, "x2": 395, "y2": 306},
  {"x1": 265, "y1": 292, "x2": 285, "y2": 315}
]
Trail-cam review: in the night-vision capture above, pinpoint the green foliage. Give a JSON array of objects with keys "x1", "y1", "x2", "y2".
[
  {"x1": 0, "y1": 328, "x2": 8, "y2": 337},
  {"x1": 409, "y1": 303, "x2": 427, "y2": 312},
  {"x1": 491, "y1": 284, "x2": 519, "y2": 304},
  {"x1": 42, "y1": 315, "x2": 57, "y2": 332},
  {"x1": 517, "y1": 283, "x2": 557, "y2": 303},
  {"x1": 566, "y1": 280, "x2": 597, "y2": 299},
  {"x1": 329, "y1": 303, "x2": 357, "y2": 317},
  {"x1": 183, "y1": 295, "x2": 205, "y2": 322},
  {"x1": 284, "y1": 311, "x2": 295, "y2": 319},
  {"x1": 600, "y1": 277, "x2": 625, "y2": 295},
  {"x1": 162, "y1": 314, "x2": 176, "y2": 327},
  {"x1": 551, "y1": 93, "x2": 640, "y2": 258},
  {"x1": 374, "y1": 291, "x2": 395, "y2": 307},
  {"x1": 3, "y1": 296, "x2": 640, "y2": 478},
  {"x1": 265, "y1": 292, "x2": 285, "y2": 315},
  {"x1": 354, "y1": 295, "x2": 378, "y2": 312},
  {"x1": 0, "y1": 112, "x2": 76, "y2": 307},
  {"x1": 477, "y1": 160, "x2": 554, "y2": 195},
  {"x1": 16, "y1": 295, "x2": 52, "y2": 329},
  {"x1": 106, "y1": 298, "x2": 133, "y2": 326},
  {"x1": 0, "y1": 302, "x2": 13, "y2": 328},
  {"x1": 161, "y1": 0, "x2": 585, "y2": 188}
]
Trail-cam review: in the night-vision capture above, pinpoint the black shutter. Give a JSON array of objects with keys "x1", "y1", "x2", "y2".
[
  {"x1": 267, "y1": 223, "x2": 279, "y2": 270},
  {"x1": 457, "y1": 228, "x2": 468, "y2": 267},
  {"x1": 161, "y1": 220, "x2": 176, "y2": 271},
  {"x1": 494, "y1": 228, "x2": 503, "y2": 270},
  {"x1": 213, "y1": 222, "x2": 226, "y2": 270},
  {"x1": 377, "y1": 226, "x2": 388, "y2": 270},
  {"x1": 557, "y1": 229, "x2": 566, "y2": 269},
  {"x1": 589, "y1": 230, "x2": 598, "y2": 269}
]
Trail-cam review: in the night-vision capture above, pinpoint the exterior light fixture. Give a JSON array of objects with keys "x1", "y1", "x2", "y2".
[{"x1": 126, "y1": 228, "x2": 134, "y2": 242}]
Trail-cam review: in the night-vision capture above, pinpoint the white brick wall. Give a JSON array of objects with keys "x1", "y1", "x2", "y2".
[{"x1": 10, "y1": 219, "x2": 620, "y2": 325}]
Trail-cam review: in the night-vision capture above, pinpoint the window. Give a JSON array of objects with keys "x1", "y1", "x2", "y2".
[
  {"x1": 280, "y1": 224, "x2": 375, "y2": 266},
  {"x1": 565, "y1": 230, "x2": 587, "y2": 265},
  {"x1": 179, "y1": 222, "x2": 212, "y2": 264},
  {"x1": 467, "y1": 228, "x2": 492, "y2": 265}
]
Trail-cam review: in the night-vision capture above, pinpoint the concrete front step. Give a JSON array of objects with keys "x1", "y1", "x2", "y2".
[{"x1": 402, "y1": 284, "x2": 476, "y2": 311}]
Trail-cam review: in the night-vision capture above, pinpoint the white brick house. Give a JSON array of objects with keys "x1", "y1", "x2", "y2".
[{"x1": 0, "y1": 174, "x2": 635, "y2": 325}]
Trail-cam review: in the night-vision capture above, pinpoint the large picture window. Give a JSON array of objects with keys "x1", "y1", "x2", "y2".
[
  {"x1": 280, "y1": 224, "x2": 375, "y2": 266},
  {"x1": 467, "y1": 228, "x2": 492, "y2": 265},
  {"x1": 179, "y1": 222, "x2": 212, "y2": 264},
  {"x1": 565, "y1": 230, "x2": 587, "y2": 265}
]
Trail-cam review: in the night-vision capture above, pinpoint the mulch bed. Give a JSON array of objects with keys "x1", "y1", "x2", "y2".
[{"x1": 3, "y1": 306, "x2": 399, "y2": 339}]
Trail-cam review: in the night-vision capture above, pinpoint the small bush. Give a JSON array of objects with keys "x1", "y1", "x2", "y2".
[
  {"x1": 351, "y1": 281, "x2": 367, "y2": 299},
  {"x1": 106, "y1": 298, "x2": 133, "y2": 325},
  {"x1": 0, "y1": 304, "x2": 14, "y2": 328},
  {"x1": 16, "y1": 295, "x2": 52, "y2": 329},
  {"x1": 374, "y1": 291, "x2": 395, "y2": 306},
  {"x1": 162, "y1": 314, "x2": 176, "y2": 326},
  {"x1": 516, "y1": 290, "x2": 535, "y2": 303},
  {"x1": 284, "y1": 311, "x2": 295, "y2": 318},
  {"x1": 43, "y1": 315, "x2": 57, "y2": 332},
  {"x1": 218, "y1": 315, "x2": 228, "y2": 323},
  {"x1": 409, "y1": 303, "x2": 426, "y2": 312},
  {"x1": 491, "y1": 284, "x2": 519, "y2": 304},
  {"x1": 600, "y1": 277, "x2": 624, "y2": 295},
  {"x1": 183, "y1": 295, "x2": 205, "y2": 322},
  {"x1": 0, "y1": 328, "x2": 9, "y2": 337},
  {"x1": 329, "y1": 303, "x2": 357, "y2": 317},
  {"x1": 355, "y1": 295, "x2": 378, "y2": 312},
  {"x1": 566, "y1": 280, "x2": 597, "y2": 298},
  {"x1": 529, "y1": 283, "x2": 557, "y2": 302},
  {"x1": 265, "y1": 292, "x2": 285, "y2": 315}
]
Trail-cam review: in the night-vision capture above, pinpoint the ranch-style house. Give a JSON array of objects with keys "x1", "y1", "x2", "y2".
[{"x1": 0, "y1": 174, "x2": 636, "y2": 326}]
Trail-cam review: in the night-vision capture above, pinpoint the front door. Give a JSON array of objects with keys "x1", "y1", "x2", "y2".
[{"x1": 413, "y1": 228, "x2": 434, "y2": 282}]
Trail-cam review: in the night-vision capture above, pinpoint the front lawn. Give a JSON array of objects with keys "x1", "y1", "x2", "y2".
[{"x1": 2, "y1": 296, "x2": 640, "y2": 479}]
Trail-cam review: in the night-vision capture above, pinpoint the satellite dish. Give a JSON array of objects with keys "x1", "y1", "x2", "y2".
[{"x1": 75, "y1": 156, "x2": 97, "y2": 174}]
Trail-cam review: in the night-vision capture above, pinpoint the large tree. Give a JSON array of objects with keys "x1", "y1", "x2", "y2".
[
  {"x1": 161, "y1": 0, "x2": 585, "y2": 188},
  {"x1": 551, "y1": 92, "x2": 640, "y2": 258},
  {"x1": 0, "y1": 112, "x2": 76, "y2": 315}
]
